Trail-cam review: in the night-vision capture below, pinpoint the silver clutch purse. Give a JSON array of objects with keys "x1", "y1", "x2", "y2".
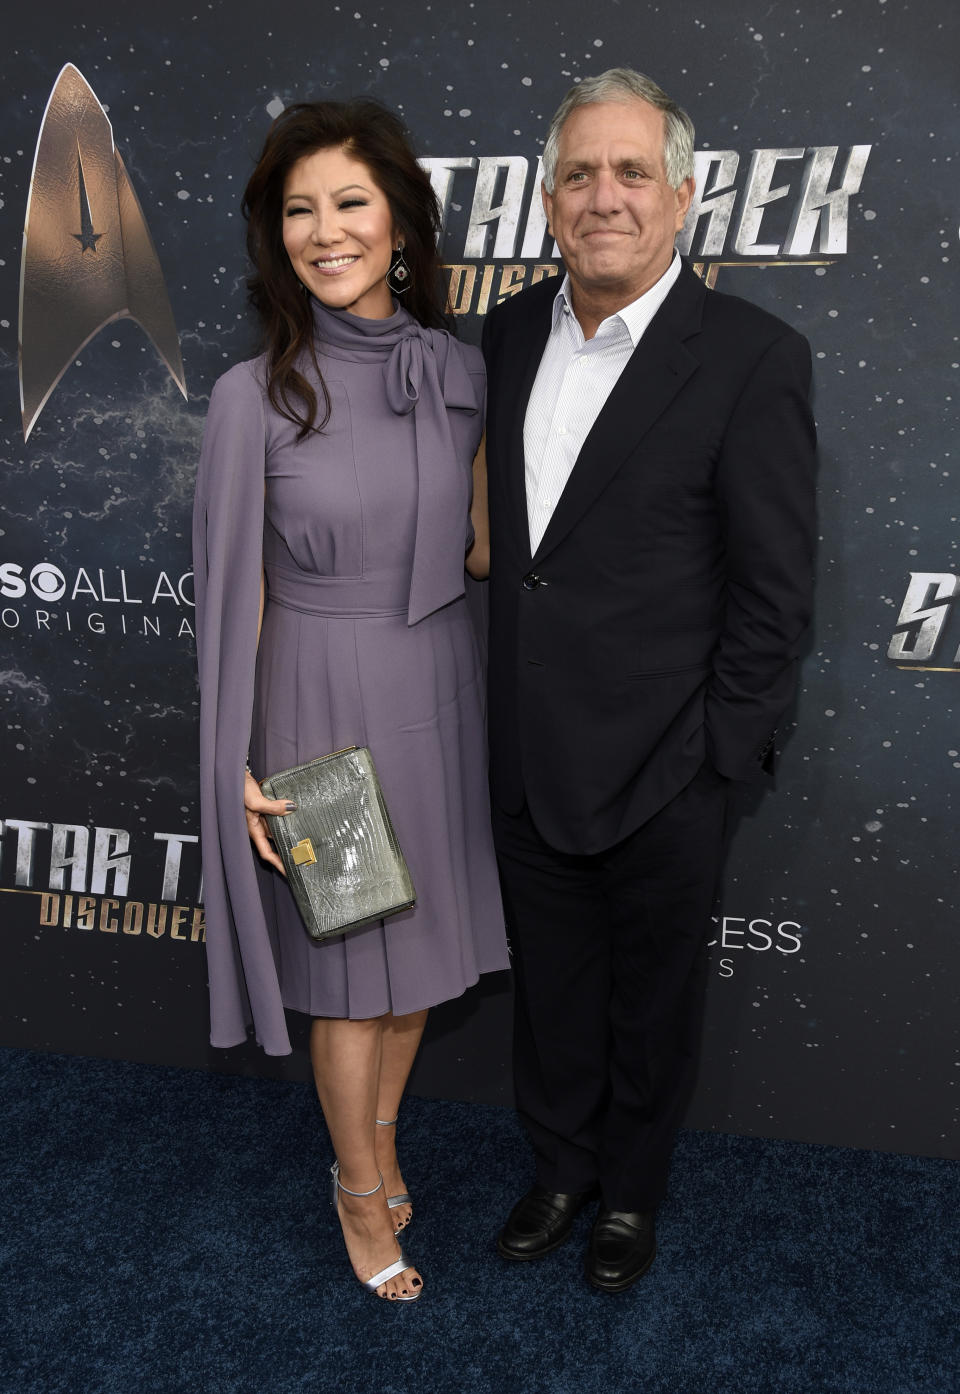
[{"x1": 260, "y1": 746, "x2": 416, "y2": 942}]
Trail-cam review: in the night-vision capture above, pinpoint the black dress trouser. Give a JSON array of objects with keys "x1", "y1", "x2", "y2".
[{"x1": 493, "y1": 764, "x2": 729, "y2": 1213}]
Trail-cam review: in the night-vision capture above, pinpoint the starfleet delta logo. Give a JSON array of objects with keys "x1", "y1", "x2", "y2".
[
  {"x1": 888, "y1": 573, "x2": 960, "y2": 672},
  {"x1": 18, "y1": 63, "x2": 187, "y2": 441},
  {"x1": 422, "y1": 144, "x2": 872, "y2": 314}
]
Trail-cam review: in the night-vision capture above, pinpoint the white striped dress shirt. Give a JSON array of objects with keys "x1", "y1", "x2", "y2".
[{"x1": 523, "y1": 251, "x2": 683, "y2": 554}]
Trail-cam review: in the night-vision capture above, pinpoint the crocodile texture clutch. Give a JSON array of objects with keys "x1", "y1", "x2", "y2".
[{"x1": 260, "y1": 747, "x2": 416, "y2": 942}]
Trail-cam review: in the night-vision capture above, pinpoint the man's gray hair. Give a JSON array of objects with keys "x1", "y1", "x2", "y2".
[{"x1": 541, "y1": 68, "x2": 695, "y2": 193}]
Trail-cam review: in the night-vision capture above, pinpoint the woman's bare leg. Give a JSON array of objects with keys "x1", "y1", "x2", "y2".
[
  {"x1": 374, "y1": 1008, "x2": 429, "y2": 1231},
  {"x1": 310, "y1": 1015, "x2": 422, "y2": 1300}
]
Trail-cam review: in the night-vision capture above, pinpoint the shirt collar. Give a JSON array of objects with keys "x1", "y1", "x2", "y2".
[{"x1": 550, "y1": 250, "x2": 683, "y2": 347}]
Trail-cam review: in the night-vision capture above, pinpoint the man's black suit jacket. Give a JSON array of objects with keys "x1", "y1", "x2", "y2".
[{"x1": 481, "y1": 260, "x2": 817, "y2": 856}]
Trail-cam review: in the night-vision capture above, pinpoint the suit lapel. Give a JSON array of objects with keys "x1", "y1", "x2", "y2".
[{"x1": 531, "y1": 262, "x2": 706, "y2": 565}]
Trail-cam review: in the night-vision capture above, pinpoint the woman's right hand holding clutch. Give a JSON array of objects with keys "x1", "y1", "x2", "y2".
[{"x1": 243, "y1": 769, "x2": 296, "y2": 875}]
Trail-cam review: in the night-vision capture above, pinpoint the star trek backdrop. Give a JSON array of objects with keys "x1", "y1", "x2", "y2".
[{"x1": 1, "y1": 0, "x2": 957, "y2": 1157}]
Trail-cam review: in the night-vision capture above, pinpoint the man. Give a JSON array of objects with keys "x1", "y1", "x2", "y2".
[{"x1": 481, "y1": 68, "x2": 816, "y2": 1292}]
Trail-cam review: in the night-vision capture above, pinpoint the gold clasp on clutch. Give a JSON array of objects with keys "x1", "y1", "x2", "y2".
[{"x1": 291, "y1": 838, "x2": 317, "y2": 867}]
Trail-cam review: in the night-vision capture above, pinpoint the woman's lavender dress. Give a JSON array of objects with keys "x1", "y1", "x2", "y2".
[{"x1": 193, "y1": 302, "x2": 508, "y2": 1053}]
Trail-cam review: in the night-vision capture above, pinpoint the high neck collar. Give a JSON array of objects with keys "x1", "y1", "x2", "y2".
[{"x1": 309, "y1": 296, "x2": 417, "y2": 355}]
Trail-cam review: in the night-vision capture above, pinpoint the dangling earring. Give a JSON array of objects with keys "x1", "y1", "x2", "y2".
[{"x1": 386, "y1": 240, "x2": 412, "y2": 295}]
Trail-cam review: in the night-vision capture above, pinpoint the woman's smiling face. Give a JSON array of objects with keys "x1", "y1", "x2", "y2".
[{"x1": 281, "y1": 146, "x2": 397, "y2": 320}]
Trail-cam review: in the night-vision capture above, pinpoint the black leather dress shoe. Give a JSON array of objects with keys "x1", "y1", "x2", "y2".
[
  {"x1": 497, "y1": 1186, "x2": 595, "y2": 1261},
  {"x1": 584, "y1": 1209, "x2": 656, "y2": 1292}
]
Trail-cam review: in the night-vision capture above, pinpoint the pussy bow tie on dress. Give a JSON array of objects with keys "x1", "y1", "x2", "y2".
[{"x1": 311, "y1": 300, "x2": 478, "y2": 625}]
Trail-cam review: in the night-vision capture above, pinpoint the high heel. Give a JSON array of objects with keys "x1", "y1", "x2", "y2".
[
  {"x1": 375, "y1": 1115, "x2": 413, "y2": 1228},
  {"x1": 330, "y1": 1162, "x2": 422, "y2": 1302}
]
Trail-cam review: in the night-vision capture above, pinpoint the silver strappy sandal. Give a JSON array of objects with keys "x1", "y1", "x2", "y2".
[
  {"x1": 330, "y1": 1162, "x2": 422, "y2": 1302},
  {"x1": 376, "y1": 1115, "x2": 413, "y2": 1230}
]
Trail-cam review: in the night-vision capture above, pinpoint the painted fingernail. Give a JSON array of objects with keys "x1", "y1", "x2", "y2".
[{"x1": 285, "y1": 801, "x2": 297, "y2": 811}]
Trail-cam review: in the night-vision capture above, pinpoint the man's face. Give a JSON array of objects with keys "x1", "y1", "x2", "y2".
[{"x1": 543, "y1": 99, "x2": 693, "y2": 308}]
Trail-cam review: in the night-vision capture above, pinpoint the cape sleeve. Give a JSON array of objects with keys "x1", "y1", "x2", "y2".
[{"x1": 193, "y1": 362, "x2": 292, "y2": 1054}]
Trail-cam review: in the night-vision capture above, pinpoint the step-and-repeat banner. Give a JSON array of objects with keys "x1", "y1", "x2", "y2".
[{"x1": 2, "y1": 0, "x2": 957, "y2": 1157}]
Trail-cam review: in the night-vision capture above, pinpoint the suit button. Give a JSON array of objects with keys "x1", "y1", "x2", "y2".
[{"x1": 522, "y1": 573, "x2": 542, "y2": 591}]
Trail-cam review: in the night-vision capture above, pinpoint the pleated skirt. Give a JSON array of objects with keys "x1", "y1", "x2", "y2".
[{"x1": 249, "y1": 581, "x2": 509, "y2": 1019}]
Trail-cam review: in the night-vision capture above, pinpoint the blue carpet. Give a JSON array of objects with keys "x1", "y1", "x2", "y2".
[{"x1": 1, "y1": 1047, "x2": 957, "y2": 1394}]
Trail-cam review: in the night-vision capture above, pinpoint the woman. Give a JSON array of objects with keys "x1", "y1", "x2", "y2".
[{"x1": 193, "y1": 99, "x2": 509, "y2": 1303}]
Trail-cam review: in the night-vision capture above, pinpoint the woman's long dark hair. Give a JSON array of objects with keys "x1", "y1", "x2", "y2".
[{"x1": 242, "y1": 99, "x2": 449, "y2": 437}]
